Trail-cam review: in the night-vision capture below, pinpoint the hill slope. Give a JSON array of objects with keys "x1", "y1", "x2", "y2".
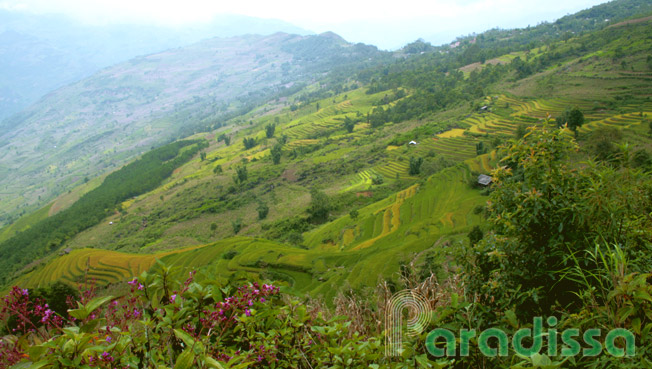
[
  {"x1": 3, "y1": 2, "x2": 652, "y2": 297},
  {"x1": 0, "y1": 32, "x2": 383, "y2": 227},
  {"x1": 0, "y1": 10, "x2": 310, "y2": 121}
]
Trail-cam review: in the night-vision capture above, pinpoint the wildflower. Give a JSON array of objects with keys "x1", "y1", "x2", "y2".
[
  {"x1": 245, "y1": 309, "x2": 251, "y2": 317},
  {"x1": 170, "y1": 294, "x2": 177, "y2": 303},
  {"x1": 138, "y1": 283, "x2": 144, "y2": 290}
]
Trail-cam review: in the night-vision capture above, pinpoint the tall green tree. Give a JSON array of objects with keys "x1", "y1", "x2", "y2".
[
  {"x1": 556, "y1": 107, "x2": 584, "y2": 137},
  {"x1": 409, "y1": 157, "x2": 423, "y2": 175},
  {"x1": 307, "y1": 189, "x2": 330, "y2": 224},
  {"x1": 343, "y1": 116, "x2": 355, "y2": 133},
  {"x1": 233, "y1": 165, "x2": 248, "y2": 185},
  {"x1": 270, "y1": 143, "x2": 282, "y2": 165},
  {"x1": 265, "y1": 123, "x2": 276, "y2": 139},
  {"x1": 243, "y1": 137, "x2": 257, "y2": 150}
]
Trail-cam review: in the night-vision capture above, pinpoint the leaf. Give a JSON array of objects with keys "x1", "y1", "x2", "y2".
[
  {"x1": 504, "y1": 309, "x2": 519, "y2": 329},
  {"x1": 173, "y1": 329, "x2": 196, "y2": 348},
  {"x1": 8, "y1": 362, "x2": 33, "y2": 369},
  {"x1": 28, "y1": 345, "x2": 47, "y2": 360},
  {"x1": 85, "y1": 295, "x2": 115, "y2": 314},
  {"x1": 531, "y1": 353, "x2": 552, "y2": 367},
  {"x1": 174, "y1": 349, "x2": 195, "y2": 369},
  {"x1": 203, "y1": 356, "x2": 226, "y2": 369}
]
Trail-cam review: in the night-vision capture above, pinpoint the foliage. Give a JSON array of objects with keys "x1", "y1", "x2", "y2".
[
  {"x1": 343, "y1": 116, "x2": 356, "y2": 133},
  {"x1": 556, "y1": 107, "x2": 585, "y2": 136},
  {"x1": 257, "y1": 202, "x2": 269, "y2": 220},
  {"x1": 465, "y1": 123, "x2": 652, "y2": 318},
  {"x1": 264, "y1": 124, "x2": 276, "y2": 139},
  {"x1": 243, "y1": 137, "x2": 257, "y2": 150},
  {"x1": 0, "y1": 140, "x2": 206, "y2": 285},
  {"x1": 231, "y1": 219, "x2": 243, "y2": 235},
  {"x1": 467, "y1": 226, "x2": 483, "y2": 247},
  {"x1": 307, "y1": 189, "x2": 331, "y2": 224},
  {"x1": 270, "y1": 144, "x2": 282, "y2": 165},
  {"x1": 0, "y1": 265, "x2": 452, "y2": 368},
  {"x1": 233, "y1": 166, "x2": 248, "y2": 185},
  {"x1": 409, "y1": 157, "x2": 424, "y2": 175}
]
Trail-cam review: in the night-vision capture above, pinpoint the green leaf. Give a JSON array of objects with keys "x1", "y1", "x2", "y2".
[
  {"x1": 85, "y1": 295, "x2": 115, "y2": 315},
  {"x1": 174, "y1": 349, "x2": 195, "y2": 369},
  {"x1": 531, "y1": 353, "x2": 552, "y2": 367},
  {"x1": 173, "y1": 329, "x2": 196, "y2": 348},
  {"x1": 9, "y1": 362, "x2": 33, "y2": 369},
  {"x1": 27, "y1": 345, "x2": 47, "y2": 361},
  {"x1": 203, "y1": 356, "x2": 226, "y2": 369},
  {"x1": 504, "y1": 309, "x2": 519, "y2": 329}
]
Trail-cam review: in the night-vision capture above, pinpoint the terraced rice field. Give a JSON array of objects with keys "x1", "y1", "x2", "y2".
[
  {"x1": 17, "y1": 249, "x2": 159, "y2": 287},
  {"x1": 579, "y1": 111, "x2": 651, "y2": 133}
]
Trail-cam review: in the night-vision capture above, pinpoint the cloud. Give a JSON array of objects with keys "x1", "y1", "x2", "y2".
[{"x1": 0, "y1": 0, "x2": 609, "y2": 48}]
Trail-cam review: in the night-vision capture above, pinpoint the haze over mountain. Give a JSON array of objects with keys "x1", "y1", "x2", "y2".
[
  {"x1": 0, "y1": 31, "x2": 382, "y2": 226},
  {"x1": 0, "y1": 9, "x2": 311, "y2": 121}
]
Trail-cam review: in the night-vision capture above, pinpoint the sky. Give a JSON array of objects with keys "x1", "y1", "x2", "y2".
[{"x1": 0, "y1": 0, "x2": 611, "y2": 49}]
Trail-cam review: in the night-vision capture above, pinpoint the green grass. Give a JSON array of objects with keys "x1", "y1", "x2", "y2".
[{"x1": 0, "y1": 203, "x2": 52, "y2": 243}]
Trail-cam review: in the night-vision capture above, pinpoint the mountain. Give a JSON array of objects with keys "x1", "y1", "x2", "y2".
[
  {"x1": 1, "y1": 4, "x2": 650, "y2": 286},
  {"x1": 0, "y1": 10, "x2": 311, "y2": 121},
  {"x1": 1, "y1": 1, "x2": 652, "y2": 367},
  {"x1": 0, "y1": 32, "x2": 383, "y2": 226}
]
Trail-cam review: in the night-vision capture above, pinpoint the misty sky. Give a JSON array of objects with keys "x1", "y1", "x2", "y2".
[{"x1": 1, "y1": 0, "x2": 610, "y2": 49}]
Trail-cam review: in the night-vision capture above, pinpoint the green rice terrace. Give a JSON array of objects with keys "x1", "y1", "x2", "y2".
[{"x1": 1, "y1": 3, "x2": 651, "y2": 301}]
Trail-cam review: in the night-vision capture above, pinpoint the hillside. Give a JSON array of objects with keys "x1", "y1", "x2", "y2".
[
  {"x1": 0, "y1": 32, "x2": 384, "y2": 227},
  {"x1": 0, "y1": 10, "x2": 310, "y2": 121},
  {"x1": 1, "y1": 2, "x2": 652, "y2": 368},
  {"x1": 5, "y1": 13, "x2": 651, "y2": 294}
]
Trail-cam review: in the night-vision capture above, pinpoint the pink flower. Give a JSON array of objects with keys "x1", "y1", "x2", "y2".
[
  {"x1": 245, "y1": 309, "x2": 251, "y2": 317},
  {"x1": 170, "y1": 294, "x2": 177, "y2": 303},
  {"x1": 138, "y1": 283, "x2": 144, "y2": 290}
]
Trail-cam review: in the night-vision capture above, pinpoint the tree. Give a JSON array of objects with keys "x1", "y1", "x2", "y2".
[
  {"x1": 515, "y1": 124, "x2": 527, "y2": 139},
  {"x1": 231, "y1": 218, "x2": 242, "y2": 234},
  {"x1": 213, "y1": 165, "x2": 223, "y2": 174},
  {"x1": 200, "y1": 152, "x2": 207, "y2": 161},
  {"x1": 233, "y1": 165, "x2": 248, "y2": 185},
  {"x1": 217, "y1": 134, "x2": 231, "y2": 146},
  {"x1": 270, "y1": 144, "x2": 282, "y2": 165},
  {"x1": 466, "y1": 123, "x2": 652, "y2": 318},
  {"x1": 307, "y1": 189, "x2": 330, "y2": 224},
  {"x1": 556, "y1": 107, "x2": 584, "y2": 137},
  {"x1": 243, "y1": 137, "x2": 257, "y2": 150},
  {"x1": 409, "y1": 157, "x2": 423, "y2": 175},
  {"x1": 257, "y1": 202, "x2": 269, "y2": 220},
  {"x1": 343, "y1": 116, "x2": 355, "y2": 133},
  {"x1": 349, "y1": 209, "x2": 359, "y2": 220},
  {"x1": 467, "y1": 226, "x2": 483, "y2": 246},
  {"x1": 210, "y1": 222, "x2": 218, "y2": 232},
  {"x1": 265, "y1": 124, "x2": 276, "y2": 139}
]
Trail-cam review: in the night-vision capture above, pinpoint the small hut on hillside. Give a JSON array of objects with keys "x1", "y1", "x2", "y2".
[{"x1": 478, "y1": 174, "x2": 493, "y2": 186}]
